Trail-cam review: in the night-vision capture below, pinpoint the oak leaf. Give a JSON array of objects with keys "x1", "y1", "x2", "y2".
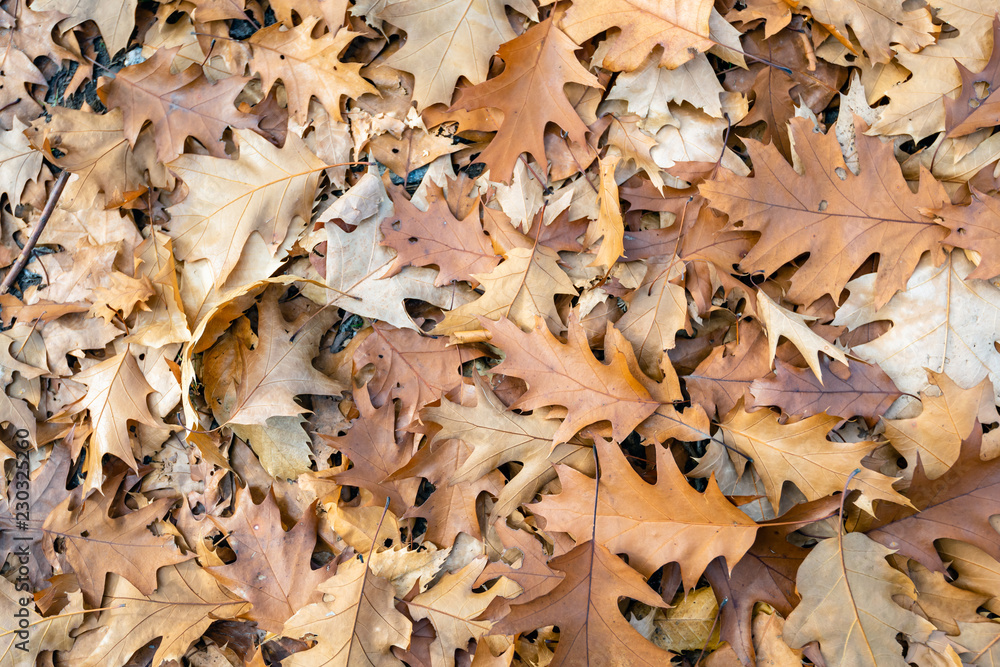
[
  {"x1": 604, "y1": 114, "x2": 669, "y2": 190},
  {"x1": 249, "y1": 17, "x2": 376, "y2": 124},
  {"x1": 354, "y1": 321, "x2": 478, "y2": 429},
  {"x1": 477, "y1": 522, "x2": 564, "y2": 604},
  {"x1": 705, "y1": 497, "x2": 842, "y2": 665},
  {"x1": 755, "y1": 289, "x2": 848, "y2": 381},
  {"x1": 282, "y1": 555, "x2": 412, "y2": 667},
  {"x1": 126, "y1": 231, "x2": 191, "y2": 348},
  {"x1": 945, "y1": 17, "x2": 1000, "y2": 138},
  {"x1": 380, "y1": 182, "x2": 498, "y2": 286},
  {"x1": 268, "y1": 0, "x2": 349, "y2": 30},
  {"x1": 616, "y1": 258, "x2": 688, "y2": 379},
  {"x1": 867, "y1": 430, "x2": 1000, "y2": 573},
  {"x1": 718, "y1": 403, "x2": 907, "y2": 513},
  {"x1": 739, "y1": 61, "x2": 798, "y2": 161},
  {"x1": 750, "y1": 357, "x2": 901, "y2": 420},
  {"x1": 752, "y1": 606, "x2": 803, "y2": 667},
  {"x1": 955, "y1": 620, "x2": 1000, "y2": 666},
  {"x1": 42, "y1": 485, "x2": 189, "y2": 608},
  {"x1": 922, "y1": 187, "x2": 1000, "y2": 280},
  {"x1": 451, "y1": 18, "x2": 600, "y2": 183},
  {"x1": 0, "y1": 329, "x2": 46, "y2": 441},
  {"x1": 378, "y1": 0, "x2": 537, "y2": 109},
  {"x1": 0, "y1": 119, "x2": 40, "y2": 208},
  {"x1": 67, "y1": 560, "x2": 249, "y2": 667},
  {"x1": 799, "y1": 0, "x2": 937, "y2": 64},
  {"x1": 0, "y1": 445, "x2": 71, "y2": 588},
  {"x1": 32, "y1": 0, "x2": 137, "y2": 54},
  {"x1": 700, "y1": 116, "x2": 950, "y2": 309},
  {"x1": 232, "y1": 416, "x2": 315, "y2": 481},
  {"x1": 0, "y1": 575, "x2": 82, "y2": 665},
  {"x1": 0, "y1": 38, "x2": 45, "y2": 129},
  {"x1": 483, "y1": 315, "x2": 676, "y2": 444},
  {"x1": 490, "y1": 540, "x2": 674, "y2": 666},
  {"x1": 433, "y1": 245, "x2": 577, "y2": 336},
  {"x1": 687, "y1": 319, "x2": 773, "y2": 418},
  {"x1": 325, "y1": 385, "x2": 420, "y2": 516},
  {"x1": 166, "y1": 129, "x2": 326, "y2": 285},
  {"x1": 209, "y1": 290, "x2": 344, "y2": 427},
  {"x1": 98, "y1": 47, "x2": 258, "y2": 162},
  {"x1": 783, "y1": 532, "x2": 935, "y2": 667},
  {"x1": 883, "y1": 371, "x2": 991, "y2": 480},
  {"x1": 321, "y1": 173, "x2": 477, "y2": 330},
  {"x1": 904, "y1": 559, "x2": 990, "y2": 636},
  {"x1": 404, "y1": 464, "x2": 503, "y2": 546},
  {"x1": 583, "y1": 154, "x2": 625, "y2": 270},
  {"x1": 207, "y1": 489, "x2": 332, "y2": 633},
  {"x1": 406, "y1": 556, "x2": 520, "y2": 667},
  {"x1": 533, "y1": 436, "x2": 757, "y2": 587},
  {"x1": 27, "y1": 107, "x2": 167, "y2": 211},
  {"x1": 607, "y1": 53, "x2": 723, "y2": 129},
  {"x1": 558, "y1": 0, "x2": 714, "y2": 71},
  {"x1": 71, "y1": 349, "x2": 162, "y2": 478},
  {"x1": 420, "y1": 377, "x2": 593, "y2": 525},
  {"x1": 834, "y1": 251, "x2": 1000, "y2": 406}
]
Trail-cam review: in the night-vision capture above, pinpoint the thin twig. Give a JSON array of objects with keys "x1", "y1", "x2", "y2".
[{"x1": 0, "y1": 170, "x2": 71, "y2": 296}]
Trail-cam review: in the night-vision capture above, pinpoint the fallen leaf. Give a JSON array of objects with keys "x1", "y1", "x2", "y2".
[
  {"x1": 490, "y1": 540, "x2": 674, "y2": 666},
  {"x1": 452, "y1": 18, "x2": 600, "y2": 183},
  {"x1": 783, "y1": 532, "x2": 935, "y2": 667},
  {"x1": 533, "y1": 436, "x2": 758, "y2": 587}
]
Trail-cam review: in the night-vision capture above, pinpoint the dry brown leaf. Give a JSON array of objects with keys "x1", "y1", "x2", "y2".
[
  {"x1": 755, "y1": 289, "x2": 848, "y2": 381},
  {"x1": 207, "y1": 488, "x2": 333, "y2": 633},
  {"x1": 533, "y1": 436, "x2": 757, "y2": 587},
  {"x1": 700, "y1": 116, "x2": 950, "y2": 309},
  {"x1": 452, "y1": 18, "x2": 600, "y2": 183},
  {"x1": 433, "y1": 246, "x2": 576, "y2": 336},
  {"x1": 32, "y1": 0, "x2": 137, "y2": 54},
  {"x1": 883, "y1": 371, "x2": 992, "y2": 479},
  {"x1": 483, "y1": 315, "x2": 677, "y2": 444},
  {"x1": 583, "y1": 155, "x2": 625, "y2": 270},
  {"x1": 718, "y1": 403, "x2": 907, "y2": 513},
  {"x1": 70, "y1": 349, "x2": 161, "y2": 484},
  {"x1": 98, "y1": 47, "x2": 257, "y2": 162},
  {"x1": 321, "y1": 172, "x2": 477, "y2": 330},
  {"x1": 406, "y1": 557, "x2": 520, "y2": 667},
  {"x1": 283, "y1": 555, "x2": 413, "y2": 667},
  {"x1": 421, "y1": 376, "x2": 593, "y2": 525},
  {"x1": 783, "y1": 532, "x2": 935, "y2": 667},
  {"x1": 67, "y1": 560, "x2": 249, "y2": 667},
  {"x1": 378, "y1": 0, "x2": 537, "y2": 109},
  {"x1": 249, "y1": 18, "x2": 377, "y2": 124},
  {"x1": 490, "y1": 540, "x2": 674, "y2": 666},
  {"x1": 558, "y1": 0, "x2": 714, "y2": 70},
  {"x1": 42, "y1": 484, "x2": 189, "y2": 608},
  {"x1": 835, "y1": 251, "x2": 1000, "y2": 406}
]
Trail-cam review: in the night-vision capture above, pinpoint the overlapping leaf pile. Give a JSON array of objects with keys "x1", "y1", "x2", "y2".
[{"x1": 4, "y1": 0, "x2": 1000, "y2": 665}]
